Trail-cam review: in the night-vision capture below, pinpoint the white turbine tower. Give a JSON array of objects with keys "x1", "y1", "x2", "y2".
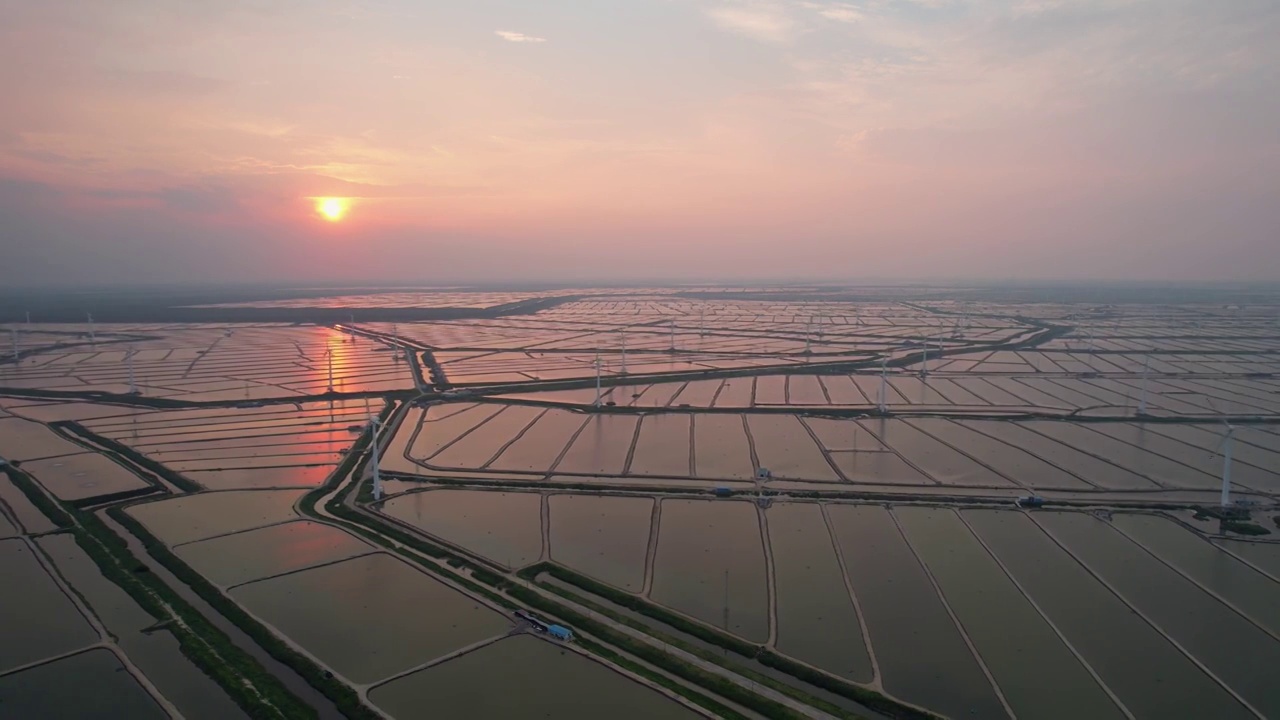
[
  {"x1": 1138, "y1": 355, "x2": 1150, "y2": 416},
  {"x1": 1214, "y1": 421, "x2": 1236, "y2": 508},
  {"x1": 669, "y1": 320, "x2": 676, "y2": 353},
  {"x1": 325, "y1": 348, "x2": 335, "y2": 393},
  {"x1": 126, "y1": 345, "x2": 139, "y2": 395},
  {"x1": 369, "y1": 414, "x2": 383, "y2": 501},
  {"x1": 920, "y1": 342, "x2": 929, "y2": 378},
  {"x1": 804, "y1": 319, "x2": 812, "y2": 355},
  {"x1": 619, "y1": 329, "x2": 627, "y2": 374},
  {"x1": 878, "y1": 358, "x2": 888, "y2": 415},
  {"x1": 593, "y1": 350, "x2": 603, "y2": 408}
]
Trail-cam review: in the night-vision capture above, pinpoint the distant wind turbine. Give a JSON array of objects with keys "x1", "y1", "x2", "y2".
[
  {"x1": 1137, "y1": 355, "x2": 1150, "y2": 416},
  {"x1": 878, "y1": 358, "x2": 888, "y2": 415},
  {"x1": 1213, "y1": 420, "x2": 1236, "y2": 508},
  {"x1": 593, "y1": 350, "x2": 602, "y2": 408},
  {"x1": 126, "y1": 345, "x2": 139, "y2": 395},
  {"x1": 368, "y1": 414, "x2": 383, "y2": 501}
]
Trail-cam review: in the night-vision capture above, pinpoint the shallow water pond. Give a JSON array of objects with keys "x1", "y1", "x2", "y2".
[
  {"x1": 549, "y1": 494, "x2": 651, "y2": 591},
  {"x1": 371, "y1": 634, "x2": 703, "y2": 720},
  {"x1": 768, "y1": 502, "x2": 871, "y2": 681},
  {"x1": 895, "y1": 507, "x2": 1123, "y2": 719},
  {"x1": 1036, "y1": 511, "x2": 1280, "y2": 717},
  {"x1": 0, "y1": 649, "x2": 167, "y2": 719},
  {"x1": 0, "y1": 539, "x2": 98, "y2": 673},
  {"x1": 651, "y1": 499, "x2": 769, "y2": 642},
  {"x1": 177, "y1": 520, "x2": 373, "y2": 587},
  {"x1": 23, "y1": 452, "x2": 151, "y2": 501},
  {"x1": 826, "y1": 504, "x2": 1006, "y2": 720},
  {"x1": 381, "y1": 489, "x2": 543, "y2": 568},
  {"x1": 232, "y1": 553, "x2": 510, "y2": 684},
  {"x1": 127, "y1": 489, "x2": 304, "y2": 546},
  {"x1": 966, "y1": 508, "x2": 1254, "y2": 720}
]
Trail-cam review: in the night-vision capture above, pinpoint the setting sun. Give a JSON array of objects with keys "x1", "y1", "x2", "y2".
[{"x1": 315, "y1": 197, "x2": 348, "y2": 222}]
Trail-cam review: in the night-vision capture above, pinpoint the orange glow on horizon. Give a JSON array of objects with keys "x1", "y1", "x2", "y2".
[{"x1": 315, "y1": 197, "x2": 349, "y2": 222}]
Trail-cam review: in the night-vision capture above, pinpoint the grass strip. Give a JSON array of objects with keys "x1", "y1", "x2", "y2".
[
  {"x1": 527, "y1": 562, "x2": 939, "y2": 720},
  {"x1": 108, "y1": 507, "x2": 380, "y2": 720},
  {"x1": 7, "y1": 467, "x2": 314, "y2": 719},
  {"x1": 519, "y1": 561, "x2": 761, "y2": 657},
  {"x1": 506, "y1": 583, "x2": 797, "y2": 720}
]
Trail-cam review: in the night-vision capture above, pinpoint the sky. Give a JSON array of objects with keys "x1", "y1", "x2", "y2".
[{"x1": 1, "y1": 0, "x2": 1277, "y2": 286}]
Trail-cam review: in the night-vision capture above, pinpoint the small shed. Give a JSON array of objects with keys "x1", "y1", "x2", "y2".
[{"x1": 548, "y1": 625, "x2": 574, "y2": 641}]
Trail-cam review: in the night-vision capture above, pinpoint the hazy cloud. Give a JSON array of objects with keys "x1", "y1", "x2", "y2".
[
  {"x1": 800, "y1": 2, "x2": 863, "y2": 23},
  {"x1": 705, "y1": 4, "x2": 797, "y2": 43},
  {"x1": 495, "y1": 30, "x2": 547, "y2": 43}
]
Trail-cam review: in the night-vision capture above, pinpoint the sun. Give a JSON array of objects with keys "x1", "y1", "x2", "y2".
[{"x1": 315, "y1": 197, "x2": 349, "y2": 222}]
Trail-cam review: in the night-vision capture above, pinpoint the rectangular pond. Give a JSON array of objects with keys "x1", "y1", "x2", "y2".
[
  {"x1": 0, "y1": 539, "x2": 98, "y2": 673},
  {"x1": 176, "y1": 520, "x2": 374, "y2": 587},
  {"x1": 826, "y1": 504, "x2": 1007, "y2": 720},
  {"x1": 548, "y1": 494, "x2": 652, "y2": 591},
  {"x1": 650, "y1": 499, "x2": 769, "y2": 643},
  {"x1": 231, "y1": 553, "x2": 511, "y2": 684},
  {"x1": 380, "y1": 489, "x2": 543, "y2": 568},
  {"x1": 370, "y1": 634, "x2": 703, "y2": 720},
  {"x1": 628, "y1": 414, "x2": 692, "y2": 477},
  {"x1": 0, "y1": 649, "x2": 167, "y2": 720},
  {"x1": 745, "y1": 415, "x2": 839, "y2": 482},
  {"x1": 895, "y1": 507, "x2": 1124, "y2": 720},
  {"x1": 126, "y1": 489, "x2": 304, "y2": 546},
  {"x1": 1035, "y1": 511, "x2": 1280, "y2": 717},
  {"x1": 768, "y1": 503, "x2": 872, "y2": 682},
  {"x1": 692, "y1": 414, "x2": 756, "y2": 480},
  {"x1": 553, "y1": 415, "x2": 637, "y2": 476}
]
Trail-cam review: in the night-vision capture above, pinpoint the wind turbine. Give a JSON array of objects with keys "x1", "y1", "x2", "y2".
[
  {"x1": 1213, "y1": 420, "x2": 1236, "y2": 508},
  {"x1": 803, "y1": 318, "x2": 812, "y2": 355},
  {"x1": 593, "y1": 350, "x2": 603, "y2": 408},
  {"x1": 669, "y1": 320, "x2": 676, "y2": 353},
  {"x1": 920, "y1": 341, "x2": 929, "y2": 378},
  {"x1": 619, "y1": 329, "x2": 627, "y2": 374},
  {"x1": 126, "y1": 345, "x2": 139, "y2": 395},
  {"x1": 699, "y1": 307, "x2": 706, "y2": 337},
  {"x1": 324, "y1": 348, "x2": 335, "y2": 393},
  {"x1": 368, "y1": 414, "x2": 383, "y2": 501},
  {"x1": 878, "y1": 357, "x2": 888, "y2": 414},
  {"x1": 1137, "y1": 355, "x2": 1150, "y2": 416}
]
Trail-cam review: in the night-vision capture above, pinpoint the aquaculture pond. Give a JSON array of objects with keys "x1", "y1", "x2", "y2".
[
  {"x1": 380, "y1": 489, "x2": 543, "y2": 568},
  {"x1": 0, "y1": 539, "x2": 97, "y2": 673},
  {"x1": 370, "y1": 635, "x2": 704, "y2": 720},
  {"x1": 826, "y1": 504, "x2": 1007, "y2": 720},
  {"x1": 175, "y1": 520, "x2": 374, "y2": 587},
  {"x1": 965, "y1": 509, "x2": 1255, "y2": 719},
  {"x1": 767, "y1": 502, "x2": 872, "y2": 681},
  {"x1": 548, "y1": 494, "x2": 652, "y2": 591},
  {"x1": 127, "y1": 489, "x2": 305, "y2": 546},
  {"x1": 231, "y1": 553, "x2": 511, "y2": 684},
  {"x1": 650, "y1": 499, "x2": 769, "y2": 643},
  {"x1": 0, "y1": 649, "x2": 167, "y2": 720}
]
